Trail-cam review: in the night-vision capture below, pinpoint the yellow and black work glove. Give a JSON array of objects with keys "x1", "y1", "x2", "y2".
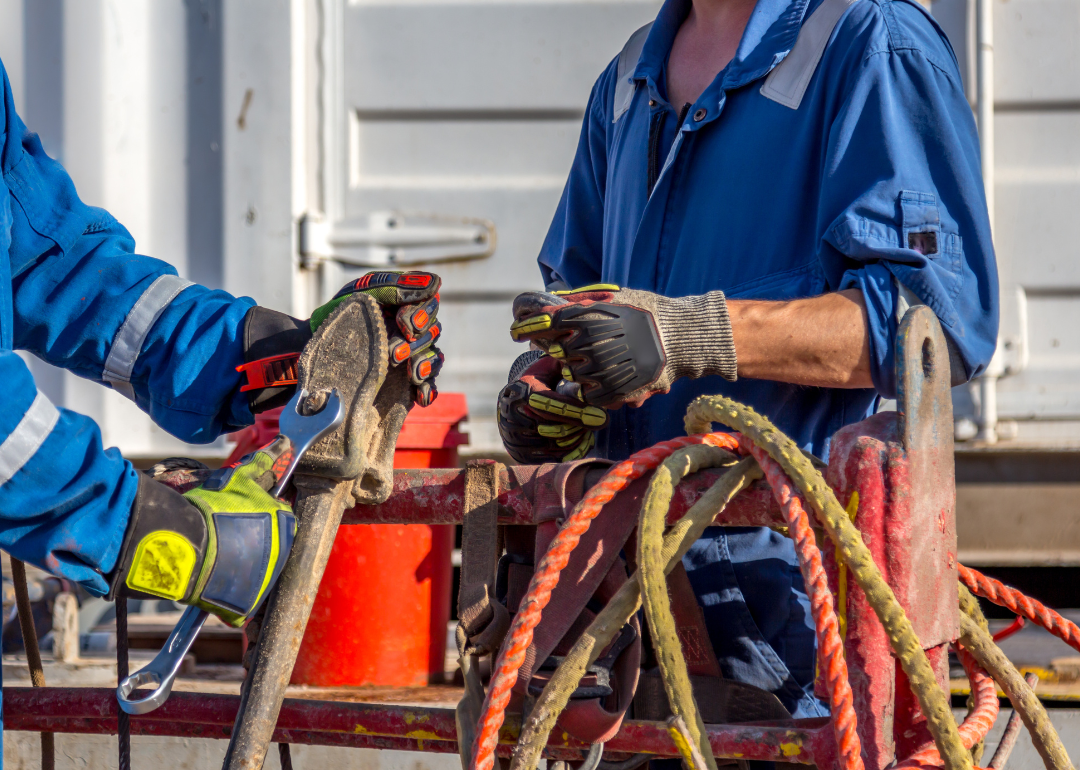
[
  {"x1": 238, "y1": 270, "x2": 444, "y2": 411},
  {"x1": 108, "y1": 438, "x2": 296, "y2": 628},
  {"x1": 497, "y1": 350, "x2": 608, "y2": 464},
  {"x1": 509, "y1": 284, "x2": 736, "y2": 409}
]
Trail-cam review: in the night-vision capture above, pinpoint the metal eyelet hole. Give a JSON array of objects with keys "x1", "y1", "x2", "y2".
[{"x1": 693, "y1": 108, "x2": 707, "y2": 121}]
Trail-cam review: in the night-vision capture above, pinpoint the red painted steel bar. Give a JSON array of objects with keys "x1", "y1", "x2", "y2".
[
  {"x1": 2, "y1": 688, "x2": 834, "y2": 765},
  {"x1": 344, "y1": 466, "x2": 784, "y2": 527}
]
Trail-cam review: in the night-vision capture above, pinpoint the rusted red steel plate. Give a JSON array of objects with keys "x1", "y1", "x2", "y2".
[
  {"x1": 344, "y1": 467, "x2": 783, "y2": 527},
  {"x1": 3, "y1": 688, "x2": 832, "y2": 765}
]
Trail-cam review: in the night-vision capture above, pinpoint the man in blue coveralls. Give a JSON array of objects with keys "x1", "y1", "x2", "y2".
[
  {"x1": 0, "y1": 59, "x2": 443, "y2": 744},
  {"x1": 499, "y1": 0, "x2": 998, "y2": 723}
]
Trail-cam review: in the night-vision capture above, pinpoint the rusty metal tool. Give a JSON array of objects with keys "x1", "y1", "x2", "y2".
[
  {"x1": 116, "y1": 388, "x2": 343, "y2": 716},
  {"x1": 222, "y1": 294, "x2": 405, "y2": 770}
]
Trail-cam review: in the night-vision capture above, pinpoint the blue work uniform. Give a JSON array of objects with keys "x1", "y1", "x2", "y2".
[
  {"x1": 538, "y1": 0, "x2": 998, "y2": 718},
  {"x1": 0, "y1": 55, "x2": 256, "y2": 740}
]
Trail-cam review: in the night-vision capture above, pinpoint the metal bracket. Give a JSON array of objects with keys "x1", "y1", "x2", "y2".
[{"x1": 300, "y1": 211, "x2": 496, "y2": 268}]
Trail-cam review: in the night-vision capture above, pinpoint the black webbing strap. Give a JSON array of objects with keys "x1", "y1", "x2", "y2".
[
  {"x1": 455, "y1": 460, "x2": 509, "y2": 657},
  {"x1": 455, "y1": 459, "x2": 507, "y2": 770}
]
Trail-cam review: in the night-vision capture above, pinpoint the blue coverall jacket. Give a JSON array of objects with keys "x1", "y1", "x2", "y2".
[
  {"x1": 0, "y1": 60, "x2": 255, "y2": 614},
  {"x1": 538, "y1": 0, "x2": 998, "y2": 716}
]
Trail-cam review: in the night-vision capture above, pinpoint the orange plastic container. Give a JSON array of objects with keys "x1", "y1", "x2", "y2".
[{"x1": 228, "y1": 394, "x2": 468, "y2": 687}]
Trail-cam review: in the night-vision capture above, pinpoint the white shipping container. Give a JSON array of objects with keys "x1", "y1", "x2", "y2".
[{"x1": 0, "y1": 1, "x2": 1076, "y2": 557}]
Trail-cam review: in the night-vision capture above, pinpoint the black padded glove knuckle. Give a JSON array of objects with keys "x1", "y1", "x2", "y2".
[{"x1": 555, "y1": 303, "x2": 664, "y2": 408}]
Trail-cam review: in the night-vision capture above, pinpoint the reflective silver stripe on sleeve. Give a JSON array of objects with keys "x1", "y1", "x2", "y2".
[
  {"x1": 760, "y1": 0, "x2": 858, "y2": 109},
  {"x1": 102, "y1": 274, "x2": 194, "y2": 402},
  {"x1": 613, "y1": 22, "x2": 653, "y2": 123},
  {"x1": 0, "y1": 392, "x2": 60, "y2": 487}
]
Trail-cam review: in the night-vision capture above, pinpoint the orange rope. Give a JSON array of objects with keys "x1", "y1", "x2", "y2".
[
  {"x1": 896, "y1": 647, "x2": 999, "y2": 768},
  {"x1": 958, "y1": 565, "x2": 1080, "y2": 654},
  {"x1": 744, "y1": 439, "x2": 864, "y2": 770},
  {"x1": 468, "y1": 433, "x2": 741, "y2": 770}
]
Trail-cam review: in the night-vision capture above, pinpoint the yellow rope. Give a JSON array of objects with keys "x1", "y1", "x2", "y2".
[
  {"x1": 958, "y1": 612, "x2": 1074, "y2": 770},
  {"x1": 508, "y1": 450, "x2": 758, "y2": 770},
  {"x1": 638, "y1": 445, "x2": 732, "y2": 770},
  {"x1": 958, "y1": 584, "x2": 989, "y2": 766},
  {"x1": 836, "y1": 492, "x2": 860, "y2": 640},
  {"x1": 684, "y1": 395, "x2": 972, "y2": 770}
]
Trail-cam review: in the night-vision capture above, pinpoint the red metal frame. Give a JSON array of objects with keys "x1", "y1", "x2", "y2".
[
  {"x1": 7, "y1": 321, "x2": 955, "y2": 769},
  {"x1": 4, "y1": 409, "x2": 951, "y2": 769},
  {"x1": 3, "y1": 688, "x2": 836, "y2": 766}
]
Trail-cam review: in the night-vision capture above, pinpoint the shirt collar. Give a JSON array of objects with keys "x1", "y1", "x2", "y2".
[{"x1": 633, "y1": 0, "x2": 815, "y2": 97}]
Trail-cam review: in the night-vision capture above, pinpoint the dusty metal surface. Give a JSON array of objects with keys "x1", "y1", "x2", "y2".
[
  {"x1": 1, "y1": 688, "x2": 836, "y2": 766},
  {"x1": 346, "y1": 465, "x2": 783, "y2": 527},
  {"x1": 895, "y1": 306, "x2": 960, "y2": 649},
  {"x1": 223, "y1": 481, "x2": 356, "y2": 769},
  {"x1": 820, "y1": 308, "x2": 959, "y2": 769}
]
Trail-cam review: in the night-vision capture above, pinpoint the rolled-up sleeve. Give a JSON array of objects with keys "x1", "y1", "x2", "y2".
[{"x1": 819, "y1": 37, "x2": 998, "y2": 398}]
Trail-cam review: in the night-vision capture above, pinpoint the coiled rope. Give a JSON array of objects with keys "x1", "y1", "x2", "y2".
[
  {"x1": 959, "y1": 565, "x2": 1080, "y2": 654},
  {"x1": 685, "y1": 395, "x2": 970, "y2": 770},
  {"x1": 509, "y1": 449, "x2": 756, "y2": 770},
  {"x1": 472, "y1": 393, "x2": 1076, "y2": 770},
  {"x1": 959, "y1": 611, "x2": 1073, "y2": 770},
  {"x1": 744, "y1": 438, "x2": 864, "y2": 770},
  {"x1": 470, "y1": 433, "x2": 741, "y2": 770}
]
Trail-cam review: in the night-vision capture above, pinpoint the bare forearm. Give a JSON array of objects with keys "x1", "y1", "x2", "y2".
[{"x1": 728, "y1": 289, "x2": 873, "y2": 389}]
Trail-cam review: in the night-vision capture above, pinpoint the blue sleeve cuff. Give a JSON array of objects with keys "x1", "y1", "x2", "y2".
[
  {"x1": 133, "y1": 284, "x2": 257, "y2": 443},
  {"x1": 839, "y1": 264, "x2": 899, "y2": 399}
]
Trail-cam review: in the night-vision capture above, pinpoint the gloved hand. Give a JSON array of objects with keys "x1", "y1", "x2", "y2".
[
  {"x1": 240, "y1": 270, "x2": 444, "y2": 411},
  {"x1": 509, "y1": 284, "x2": 736, "y2": 409},
  {"x1": 110, "y1": 438, "x2": 296, "y2": 627},
  {"x1": 498, "y1": 350, "x2": 608, "y2": 464}
]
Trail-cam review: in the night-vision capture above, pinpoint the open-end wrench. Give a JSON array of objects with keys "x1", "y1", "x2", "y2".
[{"x1": 116, "y1": 388, "x2": 344, "y2": 715}]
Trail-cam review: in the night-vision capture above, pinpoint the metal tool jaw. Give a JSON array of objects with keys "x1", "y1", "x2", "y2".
[
  {"x1": 291, "y1": 293, "x2": 413, "y2": 504},
  {"x1": 116, "y1": 388, "x2": 343, "y2": 716}
]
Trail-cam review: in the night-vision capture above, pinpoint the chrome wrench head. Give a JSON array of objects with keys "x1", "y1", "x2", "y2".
[
  {"x1": 117, "y1": 607, "x2": 208, "y2": 715},
  {"x1": 117, "y1": 388, "x2": 343, "y2": 714},
  {"x1": 270, "y1": 388, "x2": 344, "y2": 496}
]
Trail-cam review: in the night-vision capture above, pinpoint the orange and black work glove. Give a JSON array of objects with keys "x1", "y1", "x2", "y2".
[
  {"x1": 509, "y1": 284, "x2": 736, "y2": 409},
  {"x1": 238, "y1": 271, "x2": 444, "y2": 411},
  {"x1": 497, "y1": 350, "x2": 609, "y2": 464}
]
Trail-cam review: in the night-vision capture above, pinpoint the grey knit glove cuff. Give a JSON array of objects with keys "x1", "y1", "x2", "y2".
[{"x1": 654, "y1": 291, "x2": 738, "y2": 383}]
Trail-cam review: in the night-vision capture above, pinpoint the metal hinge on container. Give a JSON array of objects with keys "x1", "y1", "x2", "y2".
[{"x1": 300, "y1": 211, "x2": 496, "y2": 268}]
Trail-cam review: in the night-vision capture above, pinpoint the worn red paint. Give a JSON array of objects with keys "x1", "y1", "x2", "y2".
[
  {"x1": 343, "y1": 466, "x2": 783, "y2": 527},
  {"x1": 2, "y1": 688, "x2": 835, "y2": 765}
]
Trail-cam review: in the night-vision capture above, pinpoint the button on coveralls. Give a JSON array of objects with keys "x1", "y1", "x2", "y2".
[
  {"x1": 0, "y1": 60, "x2": 257, "y2": 747},
  {"x1": 538, "y1": 0, "x2": 998, "y2": 716}
]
